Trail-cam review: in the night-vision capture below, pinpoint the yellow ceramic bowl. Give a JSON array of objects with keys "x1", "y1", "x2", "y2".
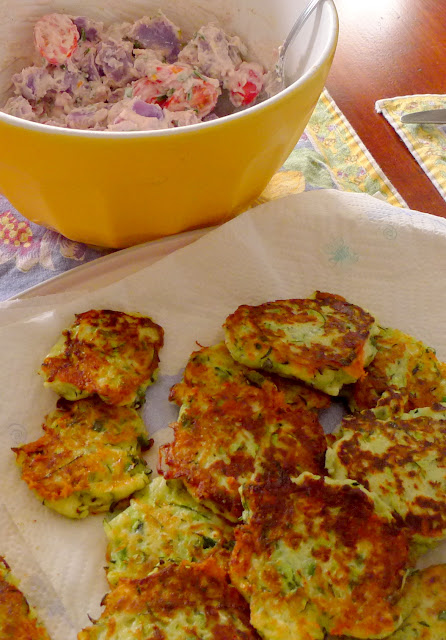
[{"x1": 0, "y1": 0, "x2": 338, "y2": 248}]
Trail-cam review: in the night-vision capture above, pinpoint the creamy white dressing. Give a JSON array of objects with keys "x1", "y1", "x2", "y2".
[{"x1": 1, "y1": 10, "x2": 274, "y2": 130}]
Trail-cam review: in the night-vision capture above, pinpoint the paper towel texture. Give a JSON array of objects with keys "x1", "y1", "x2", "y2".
[{"x1": 0, "y1": 190, "x2": 445, "y2": 638}]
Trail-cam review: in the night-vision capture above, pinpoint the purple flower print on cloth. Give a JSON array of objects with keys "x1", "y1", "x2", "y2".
[{"x1": 0, "y1": 195, "x2": 109, "y2": 301}]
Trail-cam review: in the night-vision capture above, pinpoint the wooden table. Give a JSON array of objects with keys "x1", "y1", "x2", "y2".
[{"x1": 326, "y1": 0, "x2": 446, "y2": 218}]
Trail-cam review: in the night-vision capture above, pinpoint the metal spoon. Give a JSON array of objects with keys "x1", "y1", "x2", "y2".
[
  {"x1": 276, "y1": 0, "x2": 327, "y2": 91},
  {"x1": 214, "y1": 0, "x2": 326, "y2": 116}
]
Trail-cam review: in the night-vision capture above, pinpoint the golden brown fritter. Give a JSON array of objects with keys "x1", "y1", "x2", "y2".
[
  {"x1": 78, "y1": 557, "x2": 260, "y2": 640},
  {"x1": 348, "y1": 326, "x2": 446, "y2": 413},
  {"x1": 326, "y1": 564, "x2": 446, "y2": 640},
  {"x1": 39, "y1": 309, "x2": 164, "y2": 406},
  {"x1": 170, "y1": 341, "x2": 330, "y2": 412},
  {"x1": 13, "y1": 397, "x2": 151, "y2": 518},
  {"x1": 223, "y1": 291, "x2": 379, "y2": 396},
  {"x1": 0, "y1": 557, "x2": 51, "y2": 640},
  {"x1": 326, "y1": 405, "x2": 446, "y2": 552},
  {"x1": 268, "y1": 374, "x2": 331, "y2": 412},
  {"x1": 162, "y1": 343, "x2": 327, "y2": 522},
  {"x1": 230, "y1": 472, "x2": 410, "y2": 640},
  {"x1": 104, "y1": 477, "x2": 234, "y2": 586},
  {"x1": 388, "y1": 564, "x2": 446, "y2": 639}
]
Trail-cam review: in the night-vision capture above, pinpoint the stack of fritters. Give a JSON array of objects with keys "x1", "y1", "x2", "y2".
[
  {"x1": 0, "y1": 556, "x2": 51, "y2": 640},
  {"x1": 161, "y1": 341, "x2": 328, "y2": 521},
  {"x1": 327, "y1": 405, "x2": 446, "y2": 554},
  {"x1": 325, "y1": 564, "x2": 446, "y2": 640},
  {"x1": 13, "y1": 309, "x2": 164, "y2": 518},
  {"x1": 347, "y1": 326, "x2": 446, "y2": 413},
  {"x1": 8, "y1": 293, "x2": 446, "y2": 639},
  {"x1": 80, "y1": 476, "x2": 260, "y2": 638},
  {"x1": 155, "y1": 291, "x2": 446, "y2": 640},
  {"x1": 79, "y1": 557, "x2": 261, "y2": 640},
  {"x1": 83, "y1": 292, "x2": 378, "y2": 639},
  {"x1": 223, "y1": 291, "x2": 380, "y2": 395},
  {"x1": 230, "y1": 472, "x2": 410, "y2": 639}
]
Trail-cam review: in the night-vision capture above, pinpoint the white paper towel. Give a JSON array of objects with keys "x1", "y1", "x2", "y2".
[{"x1": 1, "y1": 189, "x2": 446, "y2": 638}]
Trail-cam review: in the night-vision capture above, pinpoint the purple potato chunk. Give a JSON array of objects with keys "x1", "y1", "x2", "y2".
[
  {"x1": 71, "y1": 42, "x2": 101, "y2": 81},
  {"x1": 2, "y1": 95, "x2": 36, "y2": 121},
  {"x1": 132, "y1": 100, "x2": 164, "y2": 119},
  {"x1": 178, "y1": 25, "x2": 245, "y2": 79},
  {"x1": 12, "y1": 66, "x2": 49, "y2": 101},
  {"x1": 129, "y1": 16, "x2": 181, "y2": 62},
  {"x1": 73, "y1": 16, "x2": 103, "y2": 42},
  {"x1": 95, "y1": 39, "x2": 134, "y2": 86},
  {"x1": 50, "y1": 68, "x2": 80, "y2": 94},
  {"x1": 65, "y1": 105, "x2": 109, "y2": 129},
  {"x1": 12, "y1": 66, "x2": 79, "y2": 102}
]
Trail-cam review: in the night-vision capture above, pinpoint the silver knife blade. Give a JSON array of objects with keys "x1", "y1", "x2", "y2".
[{"x1": 401, "y1": 108, "x2": 446, "y2": 124}]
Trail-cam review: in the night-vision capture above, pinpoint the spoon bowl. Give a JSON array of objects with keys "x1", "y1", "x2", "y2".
[
  {"x1": 221, "y1": 0, "x2": 328, "y2": 114},
  {"x1": 276, "y1": 0, "x2": 327, "y2": 92}
]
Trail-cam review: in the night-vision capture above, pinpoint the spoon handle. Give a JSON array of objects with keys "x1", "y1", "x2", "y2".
[{"x1": 277, "y1": 0, "x2": 326, "y2": 89}]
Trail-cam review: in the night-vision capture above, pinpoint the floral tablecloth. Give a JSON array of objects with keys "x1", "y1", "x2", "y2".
[{"x1": 0, "y1": 89, "x2": 405, "y2": 301}]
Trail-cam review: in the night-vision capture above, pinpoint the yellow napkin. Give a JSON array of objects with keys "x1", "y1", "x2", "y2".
[{"x1": 376, "y1": 94, "x2": 446, "y2": 200}]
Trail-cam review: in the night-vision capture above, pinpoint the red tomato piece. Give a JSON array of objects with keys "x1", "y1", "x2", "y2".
[
  {"x1": 164, "y1": 80, "x2": 220, "y2": 117},
  {"x1": 133, "y1": 69, "x2": 166, "y2": 104},
  {"x1": 237, "y1": 81, "x2": 261, "y2": 106},
  {"x1": 228, "y1": 62, "x2": 264, "y2": 107},
  {"x1": 34, "y1": 13, "x2": 79, "y2": 65},
  {"x1": 133, "y1": 64, "x2": 220, "y2": 117}
]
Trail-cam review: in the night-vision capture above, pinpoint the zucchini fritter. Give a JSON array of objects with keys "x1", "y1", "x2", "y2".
[
  {"x1": 78, "y1": 557, "x2": 260, "y2": 640},
  {"x1": 162, "y1": 343, "x2": 327, "y2": 522},
  {"x1": 170, "y1": 340, "x2": 330, "y2": 412},
  {"x1": 104, "y1": 476, "x2": 234, "y2": 586},
  {"x1": 229, "y1": 472, "x2": 410, "y2": 640},
  {"x1": 268, "y1": 374, "x2": 331, "y2": 412},
  {"x1": 327, "y1": 564, "x2": 446, "y2": 640},
  {"x1": 223, "y1": 291, "x2": 379, "y2": 396},
  {"x1": 348, "y1": 326, "x2": 446, "y2": 412},
  {"x1": 39, "y1": 309, "x2": 164, "y2": 406},
  {"x1": 387, "y1": 564, "x2": 446, "y2": 639},
  {"x1": 0, "y1": 557, "x2": 50, "y2": 640},
  {"x1": 326, "y1": 405, "x2": 446, "y2": 551},
  {"x1": 13, "y1": 398, "x2": 151, "y2": 518}
]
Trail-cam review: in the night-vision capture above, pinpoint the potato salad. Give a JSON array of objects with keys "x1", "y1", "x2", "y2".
[{"x1": 2, "y1": 12, "x2": 270, "y2": 131}]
